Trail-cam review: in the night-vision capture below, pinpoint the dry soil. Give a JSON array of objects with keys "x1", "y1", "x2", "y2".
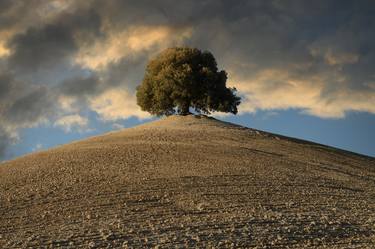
[{"x1": 0, "y1": 115, "x2": 374, "y2": 248}]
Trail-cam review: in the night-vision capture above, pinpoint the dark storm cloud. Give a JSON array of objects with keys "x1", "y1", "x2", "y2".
[
  {"x1": 0, "y1": 0, "x2": 12, "y2": 13},
  {"x1": 0, "y1": 1, "x2": 51, "y2": 33},
  {"x1": 90, "y1": 0, "x2": 374, "y2": 77},
  {"x1": 0, "y1": 72, "x2": 13, "y2": 158},
  {"x1": 0, "y1": 0, "x2": 25, "y2": 29},
  {"x1": 6, "y1": 7, "x2": 102, "y2": 72},
  {"x1": 7, "y1": 24, "x2": 76, "y2": 72},
  {"x1": 0, "y1": 0, "x2": 375, "y2": 159},
  {"x1": 0, "y1": 72, "x2": 12, "y2": 98},
  {"x1": 58, "y1": 75, "x2": 102, "y2": 97},
  {"x1": 0, "y1": 69, "x2": 56, "y2": 158},
  {"x1": 5, "y1": 86, "x2": 54, "y2": 124}
]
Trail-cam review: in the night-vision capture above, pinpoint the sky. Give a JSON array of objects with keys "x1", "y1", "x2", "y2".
[{"x1": 0, "y1": 0, "x2": 374, "y2": 161}]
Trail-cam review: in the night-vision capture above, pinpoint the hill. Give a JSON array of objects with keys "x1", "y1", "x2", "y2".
[{"x1": 0, "y1": 115, "x2": 374, "y2": 248}]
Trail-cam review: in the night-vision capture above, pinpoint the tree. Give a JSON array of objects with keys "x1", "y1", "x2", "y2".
[{"x1": 136, "y1": 47, "x2": 241, "y2": 116}]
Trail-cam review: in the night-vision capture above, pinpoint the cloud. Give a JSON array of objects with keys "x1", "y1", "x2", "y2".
[
  {"x1": 0, "y1": 72, "x2": 12, "y2": 98},
  {"x1": 234, "y1": 69, "x2": 375, "y2": 118},
  {"x1": 58, "y1": 75, "x2": 103, "y2": 97},
  {"x1": 112, "y1": 123, "x2": 125, "y2": 130},
  {"x1": 75, "y1": 25, "x2": 192, "y2": 70},
  {"x1": 0, "y1": 70, "x2": 56, "y2": 159},
  {"x1": 5, "y1": 86, "x2": 55, "y2": 124},
  {"x1": 0, "y1": 0, "x2": 375, "y2": 159},
  {"x1": 32, "y1": 143, "x2": 43, "y2": 152},
  {"x1": 0, "y1": 40, "x2": 10, "y2": 57},
  {"x1": 0, "y1": 1, "x2": 80, "y2": 60},
  {"x1": 54, "y1": 114, "x2": 90, "y2": 133},
  {"x1": 6, "y1": 7, "x2": 101, "y2": 73},
  {"x1": 0, "y1": 127, "x2": 14, "y2": 160},
  {"x1": 90, "y1": 88, "x2": 150, "y2": 121}
]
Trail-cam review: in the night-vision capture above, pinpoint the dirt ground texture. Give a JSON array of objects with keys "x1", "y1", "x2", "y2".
[{"x1": 0, "y1": 115, "x2": 374, "y2": 248}]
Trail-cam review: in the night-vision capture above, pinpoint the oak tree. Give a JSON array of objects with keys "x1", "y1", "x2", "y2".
[{"x1": 136, "y1": 47, "x2": 241, "y2": 116}]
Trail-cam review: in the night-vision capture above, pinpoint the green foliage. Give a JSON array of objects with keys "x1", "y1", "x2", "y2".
[{"x1": 136, "y1": 47, "x2": 241, "y2": 116}]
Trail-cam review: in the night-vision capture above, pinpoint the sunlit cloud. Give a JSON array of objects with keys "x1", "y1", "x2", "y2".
[
  {"x1": 54, "y1": 114, "x2": 90, "y2": 133},
  {"x1": 233, "y1": 68, "x2": 375, "y2": 118},
  {"x1": 89, "y1": 88, "x2": 150, "y2": 121},
  {"x1": 75, "y1": 25, "x2": 193, "y2": 70},
  {"x1": 57, "y1": 95, "x2": 79, "y2": 113},
  {"x1": 0, "y1": 41, "x2": 10, "y2": 57}
]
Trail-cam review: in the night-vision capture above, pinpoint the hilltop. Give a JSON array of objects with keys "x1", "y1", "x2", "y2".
[{"x1": 0, "y1": 115, "x2": 374, "y2": 248}]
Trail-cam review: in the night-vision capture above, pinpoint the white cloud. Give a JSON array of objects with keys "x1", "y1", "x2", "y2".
[
  {"x1": 57, "y1": 95, "x2": 79, "y2": 113},
  {"x1": 112, "y1": 123, "x2": 125, "y2": 130},
  {"x1": 54, "y1": 114, "x2": 90, "y2": 133},
  {"x1": 32, "y1": 143, "x2": 43, "y2": 152},
  {"x1": 89, "y1": 88, "x2": 150, "y2": 121}
]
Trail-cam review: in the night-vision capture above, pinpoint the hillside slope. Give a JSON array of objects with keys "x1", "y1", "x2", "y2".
[{"x1": 0, "y1": 115, "x2": 374, "y2": 248}]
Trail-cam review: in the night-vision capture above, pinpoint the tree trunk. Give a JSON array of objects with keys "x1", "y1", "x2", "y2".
[{"x1": 180, "y1": 102, "x2": 190, "y2": 115}]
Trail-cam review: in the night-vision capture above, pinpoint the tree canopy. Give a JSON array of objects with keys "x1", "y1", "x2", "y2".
[{"x1": 136, "y1": 47, "x2": 241, "y2": 116}]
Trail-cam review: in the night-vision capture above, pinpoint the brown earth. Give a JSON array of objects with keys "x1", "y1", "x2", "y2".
[{"x1": 0, "y1": 115, "x2": 374, "y2": 248}]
